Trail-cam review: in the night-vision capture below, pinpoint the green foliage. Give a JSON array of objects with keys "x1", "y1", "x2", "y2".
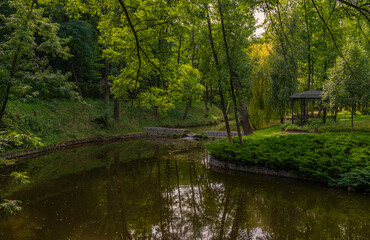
[
  {"x1": 0, "y1": 130, "x2": 43, "y2": 152},
  {"x1": 323, "y1": 43, "x2": 369, "y2": 114},
  {"x1": 207, "y1": 132, "x2": 370, "y2": 190},
  {"x1": 59, "y1": 18, "x2": 102, "y2": 83},
  {"x1": 1, "y1": 99, "x2": 223, "y2": 147},
  {"x1": 10, "y1": 172, "x2": 30, "y2": 185},
  {"x1": 93, "y1": 110, "x2": 112, "y2": 129},
  {"x1": 281, "y1": 120, "x2": 326, "y2": 133},
  {"x1": 330, "y1": 167, "x2": 370, "y2": 190},
  {"x1": 318, "y1": 117, "x2": 370, "y2": 133},
  {"x1": 22, "y1": 70, "x2": 79, "y2": 99},
  {"x1": 0, "y1": 171, "x2": 30, "y2": 215},
  {"x1": 0, "y1": 199, "x2": 22, "y2": 216}
]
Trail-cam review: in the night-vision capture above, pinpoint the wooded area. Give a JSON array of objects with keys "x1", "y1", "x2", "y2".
[
  {"x1": 0, "y1": 0, "x2": 368, "y2": 140},
  {"x1": 0, "y1": 0, "x2": 369, "y2": 233}
]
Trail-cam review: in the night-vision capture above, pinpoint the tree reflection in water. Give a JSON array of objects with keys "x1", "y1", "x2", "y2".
[{"x1": 0, "y1": 138, "x2": 369, "y2": 239}]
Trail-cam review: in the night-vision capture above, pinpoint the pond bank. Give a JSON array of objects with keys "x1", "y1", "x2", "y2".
[
  {"x1": 209, "y1": 155, "x2": 325, "y2": 183},
  {"x1": 206, "y1": 130, "x2": 370, "y2": 191},
  {"x1": 0, "y1": 132, "x2": 149, "y2": 161}
]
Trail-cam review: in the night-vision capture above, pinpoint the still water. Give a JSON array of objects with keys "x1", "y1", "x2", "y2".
[{"x1": 0, "y1": 138, "x2": 369, "y2": 240}]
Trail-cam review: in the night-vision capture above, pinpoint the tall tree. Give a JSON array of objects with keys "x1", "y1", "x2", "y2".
[{"x1": 0, "y1": 0, "x2": 70, "y2": 124}]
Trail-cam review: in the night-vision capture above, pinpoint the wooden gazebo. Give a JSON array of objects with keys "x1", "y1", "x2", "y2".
[{"x1": 290, "y1": 90, "x2": 326, "y2": 125}]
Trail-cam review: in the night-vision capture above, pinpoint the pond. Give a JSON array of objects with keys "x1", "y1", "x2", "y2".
[{"x1": 0, "y1": 138, "x2": 369, "y2": 239}]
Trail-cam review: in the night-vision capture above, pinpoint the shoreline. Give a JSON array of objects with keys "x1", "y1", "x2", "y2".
[
  {"x1": 0, "y1": 132, "x2": 150, "y2": 162},
  {"x1": 208, "y1": 155, "x2": 326, "y2": 183}
]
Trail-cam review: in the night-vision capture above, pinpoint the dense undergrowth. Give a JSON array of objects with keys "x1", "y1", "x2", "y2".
[
  {"x1": 1, "y1": 99, "x2": 222, "y2": 147},
  {"x1": 207, "y1": 132, "x2": 370, "y2": 191}
]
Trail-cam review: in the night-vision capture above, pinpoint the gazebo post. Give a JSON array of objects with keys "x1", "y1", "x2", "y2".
[
  {"x1": 290, "y1": 90, "x2": 323, "y2": 125},
  {"x1": 303, "y1": 98, "x2": 306, "y2": 124},
  {"x1": 300, "y1": 98, "x2": 303, "y2": 125},
  {"x1": 292, "y1": 99, "x2": 294, "y2": 124}
]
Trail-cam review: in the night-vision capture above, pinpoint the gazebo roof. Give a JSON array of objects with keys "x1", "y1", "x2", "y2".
[{"x1": 290, "y1": 90, "x2": 322, "y2": 99}]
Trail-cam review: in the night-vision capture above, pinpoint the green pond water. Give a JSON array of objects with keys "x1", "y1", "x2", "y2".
[{"x1": 0, "y1": 138, "x2": 369, "y2": 240}]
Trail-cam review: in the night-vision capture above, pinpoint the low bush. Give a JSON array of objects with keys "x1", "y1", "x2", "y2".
[
  {"x1": 206, "y1": 133, "x2": 370, "y2": 190},
  {"x1": 0, "y1": 130, "x2": 43, "y2": 153},
  {"x1": 330, "y1": 167, "x2": 370, "y2": 191},
  {"x1": 281, "y1": 119, "x2": 334, "y2": 133}
]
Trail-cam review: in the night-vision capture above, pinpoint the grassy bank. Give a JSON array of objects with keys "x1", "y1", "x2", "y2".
[
  {"x1": 2, "y1": 99, "x2": 223, "y2": 146},
  {"x1": 281, "y1": 113, "x2": 370, "y2": 133},
  {"x1": 206, "y1": 124, "x2": 370, "y2": 191}
]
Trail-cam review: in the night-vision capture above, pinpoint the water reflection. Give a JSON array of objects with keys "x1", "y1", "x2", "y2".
[{"x1": 0, "y1": 138, "x2": 369, "y2": 240}]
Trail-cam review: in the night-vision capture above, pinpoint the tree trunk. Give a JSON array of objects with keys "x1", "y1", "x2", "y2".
[
  {"x1": 104, "y1": 60, "x2": 110, "y2": 105},
  {"x1": 0, "y1": 83, "x2": 11, "y2": 125},
  {"x1": 0, "y1": 2, "x2": 36, "y2": 124},
  {"x1": 204, "y1": 84, "x2": 209, "y2": 111},
  {"x1": 351, "y1": 107, "x2": 354, "y2": 132},
  {"x1": 183, "y1": 100, "x2": 191, "y2": 120},
  {"x1": 229, "y1": 192, "x2": 247, "y2": 240},
  {"x1": 218, "y1": 1, "x2": 244, "y2": 144},
  {"x1": 304, "y1": 0, "x2": 311, "y2": 91},
  {"x1": 236, "y1": 84, "x2": 253, "y2": 135},
  {"x1": 218, "y1": 189, "x2": 231, "y2": 239},
  {"x1": 191, "y1": 25, "x2": 196, "y2": 67},
  {"x1": 71, "y1": 60, "x2": 83, "y2": 98},
  {"x1": 0, "y1": 49, "x2": 19, "y2": 125},
  {"x1": 239, "y1": 98, "x2": 253, "y2": 135},
  {"x1": 114, "y1": 150, "x2": 132, "y2": 240},
  {"x1": 210, "y1": 86, "x2": 213, "y2": 106},
  {"x1": 114, "y1": 98, "x2": 120, "y2": 122},
  {"x1": 177, "y1": 35, "x2": 182, "y2": 64},
  {"x1": 205, "y1": 4, "x2": 233, "y2": 142},
  {"x1": 114, "y1": 61, "x2": 123, "y2": 122}
]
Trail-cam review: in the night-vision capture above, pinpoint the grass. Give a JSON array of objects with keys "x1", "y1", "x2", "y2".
[
  {"x1": 318, "y1": 114, "x2": 370, "y2": 133},
  {"x1": 280, "y1": 113, "x2": 370, "y2": 133},
  {"x1": 2, "y1": 98, "x2": 223, "y2": 146}
]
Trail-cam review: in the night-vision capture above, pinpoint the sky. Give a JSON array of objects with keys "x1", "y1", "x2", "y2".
[{"x1": 254, "y1": 11, "x2": 266, "y2": 36}]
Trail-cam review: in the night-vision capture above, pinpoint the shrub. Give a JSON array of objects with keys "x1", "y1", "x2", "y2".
[
  {"x1": 206, "y1": 133, "x2": 370, "y2": 190},
  {"x1": 0, "y1": 130, "x2": 43, "y2": 152},
  {"x1": 93, "y1": 110, "x2": 112, "y2": 128},
  {"x1": 331, "y1": 167, "x2": 370, "y2": 191}
]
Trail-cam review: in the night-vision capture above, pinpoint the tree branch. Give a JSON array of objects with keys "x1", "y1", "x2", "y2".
[
  {"x1": 117, "y1": 0, "x2": 141, "y2": 93},
  {"x1": 311, "y1": 0, "x2": 356, "y2": 77}
]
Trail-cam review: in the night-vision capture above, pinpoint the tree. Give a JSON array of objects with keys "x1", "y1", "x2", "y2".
[
  {"x1": 323, "y1": 43, "x2": 369, "y2": 131},
  {"x1": 0, "y1": 0, "x2": 70, "y2": 124},
  {"x1": 0, "y1": 130, "x2": 42, "y2": 215},
  {"x1": 59, "y1": 18, "x2": 102, "y2": 98}
]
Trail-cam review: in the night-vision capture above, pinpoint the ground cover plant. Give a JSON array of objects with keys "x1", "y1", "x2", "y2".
[{"x1": 207, "y1": 132, "x2": 370, "y2": 191}]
